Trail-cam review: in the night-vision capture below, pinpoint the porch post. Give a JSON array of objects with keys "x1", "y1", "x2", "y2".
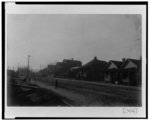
[
  {"x1": 116, "y1": 71, "x2": 118, "y2": 83},
  {"x1": 137, "y1": 71, "x2": 138, "y2": 86},
  {"x1": 128, "y1": 70, "x2": 130, "y2": 86}
]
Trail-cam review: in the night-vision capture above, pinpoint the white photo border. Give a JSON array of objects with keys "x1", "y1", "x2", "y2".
[{"x1": 3, "y1": 1, "x2": 148, "y2": 119}]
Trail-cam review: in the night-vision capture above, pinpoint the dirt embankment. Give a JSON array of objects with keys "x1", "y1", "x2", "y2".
[{"x1": 7, "y1": 83, "x2": 67, "y2": 106}]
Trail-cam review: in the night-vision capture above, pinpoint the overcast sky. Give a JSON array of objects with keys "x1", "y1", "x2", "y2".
[{"x1": 7, "y1": 14, "x2": 141, "y2": 71}]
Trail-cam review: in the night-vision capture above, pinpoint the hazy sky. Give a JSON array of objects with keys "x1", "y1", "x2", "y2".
[{"x1": 7, "y1": 14, "x2": 141, "y2": 71}]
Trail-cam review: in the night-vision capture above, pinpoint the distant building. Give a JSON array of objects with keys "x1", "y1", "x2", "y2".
[
  {"x1": 47, "y1": 64, "x2": 58, "y2": 77},
  {"x1": 7, "y1": 69, "x2": 18, "y2": 79},
  {"x1": 69, "y1": 66, "x2": 82, "y2": 79},
  {"x1": 62, "y1": 58, "x2": 82, "y2": 67},
  {"x1": 55, "y1": 58, "x2": 82, "y2": 78}
]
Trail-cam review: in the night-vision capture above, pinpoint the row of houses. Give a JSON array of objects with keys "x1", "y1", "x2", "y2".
[
  {"x1": 38, "y1": 58, "x2": 82, "y2": 78},
  {"x1": 69, "y1": 57, "x2": 141, "y2": 86}
]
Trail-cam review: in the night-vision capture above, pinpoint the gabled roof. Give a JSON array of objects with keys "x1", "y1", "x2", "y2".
[
  {"x1": 127, "y1": 58, "x2": 140, "y2": 65},
  {"x1": 125, "y1": 61, "x2": 138, "y2": 69},
  {"x1": 83, "y1": 57, "x2": 107, "y2": 69},
  {"x1": 106, "y1": 60, "x2": 122, "y2": 70},
  {"x1": 120, "y1": 58, "x2": 141, "y2": 70},
  {"x1": 111, "y1": 61, "x2": 122, "y2": 67}
]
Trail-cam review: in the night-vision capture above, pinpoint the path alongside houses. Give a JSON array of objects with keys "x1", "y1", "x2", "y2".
[{"x1": 36, "y1": 78, "x2": 141, "y2": 106}]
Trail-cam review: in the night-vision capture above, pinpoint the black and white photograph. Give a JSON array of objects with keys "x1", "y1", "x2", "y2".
[{"x1": 3, "y1": 2, "x2": 147, "y2": 119}]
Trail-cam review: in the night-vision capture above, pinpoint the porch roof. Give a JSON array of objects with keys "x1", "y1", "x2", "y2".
[
  {"x1": 120, "y1": 59, "x2": 141, "y2": 70},
  {"x1": 106, "y1": 60, "x2": 122, "y2": 70}
]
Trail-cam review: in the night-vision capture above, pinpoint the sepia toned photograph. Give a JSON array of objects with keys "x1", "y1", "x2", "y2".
[{"x1": 3, "y1": 2, "x2": 147, "y2": 119}]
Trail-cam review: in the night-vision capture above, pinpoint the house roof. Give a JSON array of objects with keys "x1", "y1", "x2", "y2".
[
  {"x1": 127, "y1": 58, "x2": 140, "y2": 65},
  {"x1": 110, "y1": 61, "x2": 122, "y2": 67},
  {"x1": 70, "y1": 66, "x2": 81, "y2": 71},
  {"x1": 120, "y1": 58, "x2": 141, "y2": 70},
  {"x1": 105, "y1": 60, "x2": 122, "y2": 70},
  {"x1": 83, "y1": 57, "x2": 107, "y2": 69}
]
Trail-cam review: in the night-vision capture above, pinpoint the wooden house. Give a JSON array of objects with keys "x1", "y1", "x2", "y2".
[
  {"x1": 55, "y1": 58, "x2": 82, "y2": 78},
  {"x1": 82, "y1": 57, "x2": 107, "y2": 82},
  {"x1": 120, "y1": 58, "x2": 141, "y2": 86},
  {"x1": 105, "y1": 60, "x2": 122, "y2": 84}
]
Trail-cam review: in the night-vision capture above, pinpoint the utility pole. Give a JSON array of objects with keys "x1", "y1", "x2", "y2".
[
  {"x1": 26, "y1": 55, "x2": 30, "y2": 79},
  {"x1": 18, "y1": 63, "x2": 19, "y2": 75}
]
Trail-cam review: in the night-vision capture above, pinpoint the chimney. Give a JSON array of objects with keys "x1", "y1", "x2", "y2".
[
  {"x1": 94, "y1": 56, "x2": 97, "y2": 60},
  {"x1": 122, "y1": 58, "x2": 126, "y2": 63}
]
